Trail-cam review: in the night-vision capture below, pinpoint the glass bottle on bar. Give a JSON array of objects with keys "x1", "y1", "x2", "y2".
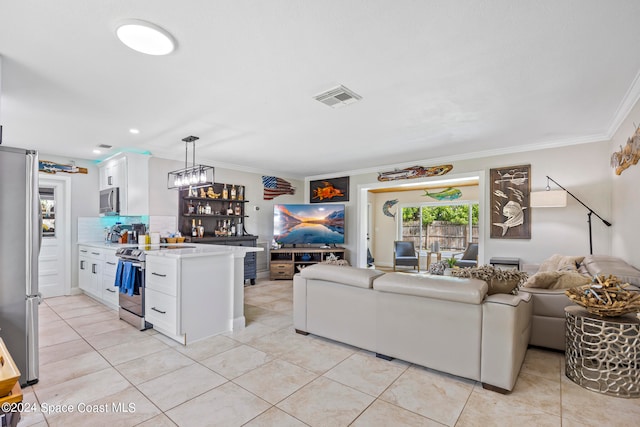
[
  {"x1": 198, "y1": 220, "x2": 204, "y2": 238},
  {"x1": 191, "y1": 219, "x2": 197, "y2": 237},
  {"x1": 205, "y1": 201, "x2": 212, "y2": 215},
  {"x1": 227, "y1": 203, "x2": 233, "y2": 215},
  {"x1": 234, "y1": 203, "x2": 241, "y2": 216},
  {"x1": 230, "y1": 220, "x2": 236, "y2": 236},
  {"x1": 237, "y1": 185, "x2": 244, "y2": 201},
  {"x1": 222, "y1": 184, "x2": 228, "y2": 199},
  {"x1": 230, "y1": 185, "x2": 237, "y2": 200}
]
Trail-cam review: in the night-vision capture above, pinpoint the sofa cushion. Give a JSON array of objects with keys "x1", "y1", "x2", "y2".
[
  {"x1": 538, "y1": 254, "x2": 584, "y2": 272},
  {"x1": 581, "y1": 255, "x2": 640, "y2": 286},
  {"x1": 299, "y1": 264, "x2": 384, "y2": 289},
  {"x1": 522, "y1": 271, "x2": 591, "y2": 289},
  {"x1": 450, "y1": 265, "x2": 528, "y2": 295},
  {"x1": 373, "y1": 272, "x2": 488, "y2": 304}
]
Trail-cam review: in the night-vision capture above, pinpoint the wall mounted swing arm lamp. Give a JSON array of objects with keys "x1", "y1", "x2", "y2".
[{"x1": 531, "y1": 175, "x2": 611, "y2": 255}]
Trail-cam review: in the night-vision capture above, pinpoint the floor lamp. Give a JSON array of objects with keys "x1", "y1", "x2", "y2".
[{"x1": 530, "y1": 176, "x2": 612, "y2": 255}]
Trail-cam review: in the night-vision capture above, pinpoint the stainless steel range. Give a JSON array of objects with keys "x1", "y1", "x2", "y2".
[{"x1": 115, "y1": 247, "x2": 151, "y2": 330}]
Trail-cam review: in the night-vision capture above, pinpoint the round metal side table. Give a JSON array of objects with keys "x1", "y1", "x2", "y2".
[{"x1": 565, "y1": 305, "x2": 640, "y2": 398}]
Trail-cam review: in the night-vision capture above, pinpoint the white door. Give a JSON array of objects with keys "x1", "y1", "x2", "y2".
[{"x1": 39, "y1": 176, "x2": 71, "y2": 297}]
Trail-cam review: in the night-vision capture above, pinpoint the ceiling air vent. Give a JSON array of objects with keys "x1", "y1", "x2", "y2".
[
  {"x1": 98, "y1": 144, "x2": 113, "y2": 149},
  {"x1": 314, "y1": 85, "x2": 362, "y2": 108}
]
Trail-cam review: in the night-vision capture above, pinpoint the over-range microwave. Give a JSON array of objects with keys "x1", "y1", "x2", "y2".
[{"x1": 99, "y1": 187, "x2": 120, "y2": 215}]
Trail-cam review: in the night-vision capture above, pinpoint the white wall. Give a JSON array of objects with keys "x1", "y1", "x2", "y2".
[
  {"x1": 343, "y1": 140, "x2": 612, "y2": 267},
  {"x1": 610, "y1": 99, "x2": 640, "y2": 267}
]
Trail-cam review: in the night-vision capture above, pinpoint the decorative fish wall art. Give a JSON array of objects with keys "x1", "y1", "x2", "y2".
[
  {"x1": 310, "y1": 176, "x2": 349, "y2": 203},
  {"x1": 382, "y1": 199, "x2": 399, "y2": 218},
  {"x1": 39, "y1": 160, "x2": 88, "y2": 174},
  {"x1": 377, "y1": 164, "x2": 453, "y2": 182},
  {"x1": 423, "y1": 187, "x2": 462, "y2": 201},
  {"x1": 610, "y1": 123, "x2": 640, "y2": 175},
  {"x1": 489, "y1": 165, "x2": 531, "y2": 239}
]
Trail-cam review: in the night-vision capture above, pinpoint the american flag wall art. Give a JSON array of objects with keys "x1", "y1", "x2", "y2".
[{"x1": 262, "y1": 176, "x2": 295, "y2": 200}]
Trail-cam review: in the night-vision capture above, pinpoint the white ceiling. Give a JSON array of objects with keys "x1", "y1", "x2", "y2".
[{"x1": 1, "y1": 1, "x2": 640, "y2": 178}]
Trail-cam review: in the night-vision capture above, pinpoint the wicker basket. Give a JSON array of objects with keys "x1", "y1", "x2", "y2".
[{"x1": 565, "y1": 280, "x2": 640, "y2": 317}]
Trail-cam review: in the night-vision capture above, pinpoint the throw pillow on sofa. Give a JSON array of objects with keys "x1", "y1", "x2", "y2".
[
  {"x1": 450, "y1": 265, "x2": 528, "y2": 295},
  {"x1": 538, "y1": 254, "x2": 585, "y2": 272},
  {"x1": 428, "y1": 260, "x2": 448, "y2": 275},
  {"x1": 522, "y1": 271, "x2": 591, "y2": 289}
]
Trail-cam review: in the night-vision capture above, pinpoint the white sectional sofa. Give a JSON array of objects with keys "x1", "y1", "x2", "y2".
[{"x1": 293, "y1": 264, "x2": 532, "y2": 393}]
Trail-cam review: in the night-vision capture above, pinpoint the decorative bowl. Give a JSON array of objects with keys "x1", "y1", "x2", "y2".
[{"x1": 565, "y1": 275, "x2": 640, "y2": 317}]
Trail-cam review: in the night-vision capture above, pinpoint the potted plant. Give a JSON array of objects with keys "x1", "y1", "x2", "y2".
[{"x1": 444, "y1": 256, "x2": 457, "y2": 275}]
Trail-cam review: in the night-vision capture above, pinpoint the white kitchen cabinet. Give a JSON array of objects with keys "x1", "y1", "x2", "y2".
[
  {"x1": 97, "y1": 152, "x2": 149, "y2": 216},
  {"x1": 77, "y1": 245, "x2": 118, "y2": 307},
  {"x1": 145, "y1": 288, "x2": 178, "y2": 335},
  {"x1": 145, "y1": 253, "x2": 234, "y2": 345},
  {"x1": 98, "y1": 156, "x2": 125, "y2": 190},
  {"x1": 101, "y1": 252, "x2": 119, "y2": 308}
]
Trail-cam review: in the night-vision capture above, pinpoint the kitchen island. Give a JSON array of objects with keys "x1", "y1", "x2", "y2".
[{"x1": 77, "y1": 242, "x2": 262, "y2": 345}]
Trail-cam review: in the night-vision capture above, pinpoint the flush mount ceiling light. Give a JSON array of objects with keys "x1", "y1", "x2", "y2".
[{"x1": 115, "y1": 19, "x2": 176, "y2": 55}]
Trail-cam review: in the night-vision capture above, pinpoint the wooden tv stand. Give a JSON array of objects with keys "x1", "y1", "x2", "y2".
[{"x1": 270, "y1": 247, "x2": 346, "y2": 280}]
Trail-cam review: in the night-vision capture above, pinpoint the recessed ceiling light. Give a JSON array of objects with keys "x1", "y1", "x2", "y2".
[
  {"x1": 93, "y1": 149, "x2": 101, "y2": 154},
  {"x1": 129, "y1": 128, "x2": 140, "y2": 134},
  {"x1": 115, "y1": 20, "x2": 176, "y2": 56}
]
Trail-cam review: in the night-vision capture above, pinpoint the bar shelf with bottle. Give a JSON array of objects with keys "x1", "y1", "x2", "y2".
[{"x1": 178, "y1": 182, "x2": 258, "y2": 284}]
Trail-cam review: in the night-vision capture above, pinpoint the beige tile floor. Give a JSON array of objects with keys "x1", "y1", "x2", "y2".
[{"x1": 19, "y1": 279, "x2": 640, "y2": 426}]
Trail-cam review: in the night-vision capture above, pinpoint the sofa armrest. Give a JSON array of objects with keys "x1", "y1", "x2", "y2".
[
  {"x1": 293, "y1": 274, "x2": 308, "y2": 332},
  {"x1": 480, "y1": 293, "x2": 532, "y2": 391}
]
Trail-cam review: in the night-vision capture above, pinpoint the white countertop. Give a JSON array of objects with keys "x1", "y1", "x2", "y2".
[{"x1": 78, "y1": 241, "x2": 262, "y2": 259}]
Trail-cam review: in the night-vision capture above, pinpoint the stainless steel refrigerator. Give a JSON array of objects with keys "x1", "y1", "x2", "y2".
[{"x1": 0, "y1": 145, "x2": 40, "y2": 386}]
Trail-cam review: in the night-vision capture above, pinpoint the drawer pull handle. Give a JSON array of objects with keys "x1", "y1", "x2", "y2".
[
  {"x1": 106, "y1": 288, "x2": 116, "y2": 293},
  {"x1": 91, "y1": 252, "x2": 100, "y2": 255},
  {"x1": 151, "y1": 272, "x2": 167, "y2": 277},
  {"x1": 151, "y1": 307, "x2": 166, "y2": 314},
  {"x1": 80, "y1": 249, "x2": 88, "y2": 253},
  {"x1": 106, "y1": 261, "x2": 116, "y2": 265}
]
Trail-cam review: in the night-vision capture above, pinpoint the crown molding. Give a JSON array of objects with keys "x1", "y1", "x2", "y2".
[{"x1": 606, "y1": 69, "x2": 640, "y2": 138}]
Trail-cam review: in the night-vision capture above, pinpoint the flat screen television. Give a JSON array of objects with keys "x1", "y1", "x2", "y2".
[{"x1": 274, "y1": 204, "x2": 345, "y2": 245}]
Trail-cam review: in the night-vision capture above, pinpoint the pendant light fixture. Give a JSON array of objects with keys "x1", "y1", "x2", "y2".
[{"x1": 167, "y1": 136, "x2": 215, "y2": 190}]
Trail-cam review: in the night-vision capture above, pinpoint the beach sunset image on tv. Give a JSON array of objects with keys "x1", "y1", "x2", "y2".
[{"x1": 274, "y1": 204, "x2": 345, "y2": 244}]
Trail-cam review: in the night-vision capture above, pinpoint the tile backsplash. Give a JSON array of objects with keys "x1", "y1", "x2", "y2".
[{"x1": 77, "y1": 215, "x2": 177, "y2": 242}]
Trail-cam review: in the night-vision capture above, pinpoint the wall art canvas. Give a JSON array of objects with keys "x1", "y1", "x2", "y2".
[
  {"x1": 490, "y1": 165, "x2": 531, "y2": 239},
  {"x1": 310, "y1": 176, "x2": 349, "y2": 203}
]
